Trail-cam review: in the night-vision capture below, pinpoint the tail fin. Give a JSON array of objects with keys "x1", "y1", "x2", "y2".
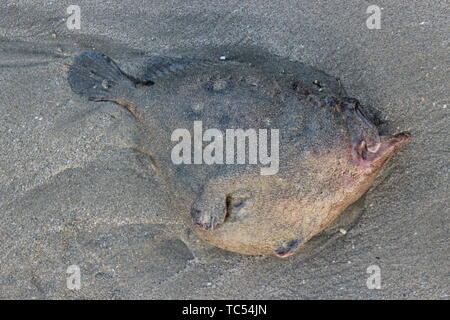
[{"x1": 68, "y1": 51, "x2": 137, "y2": 103}]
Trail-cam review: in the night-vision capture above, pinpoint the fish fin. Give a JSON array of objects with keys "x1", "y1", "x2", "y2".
[
  {"x1": 191, "y1": 188, "x2": 254, "y2": 230},
  {"x1": 142, "y1": 56, "x2": 210, "y2": 81},
  {"x1": 191, "y1": 193, "x2": 227, "y2": 231},
  {"x1": 191, "y1": 204, "x2": 226, "y2": 231},
  {"x1": 274, "y1": 238, "x2": 302, "y2": 258},
  {"x1": 68, "y1": 51, "x2": 140, "y2": 104}
]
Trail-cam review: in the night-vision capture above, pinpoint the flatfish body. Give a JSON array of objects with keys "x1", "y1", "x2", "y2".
[{"x1": 68, "y1": 51, "x2": 410, "y2": 257}]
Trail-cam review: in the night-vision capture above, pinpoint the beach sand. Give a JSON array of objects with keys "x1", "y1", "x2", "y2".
[{"x1": 0, "y1": 0, "x2": 448, "y2": 299}]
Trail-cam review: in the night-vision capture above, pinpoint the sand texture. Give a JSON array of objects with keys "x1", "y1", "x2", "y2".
[{"x1": 0, "y1": 1, "x2": 448, "y2": 299}]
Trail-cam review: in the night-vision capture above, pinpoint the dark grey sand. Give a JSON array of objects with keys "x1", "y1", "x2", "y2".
[{"x1": 0, "y1": 0, "x2": 448, "y2": 299}]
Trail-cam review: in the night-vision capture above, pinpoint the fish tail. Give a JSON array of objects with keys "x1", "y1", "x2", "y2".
[{"x1": 68, "y1": 51, "x2": 142, "y2": 106}]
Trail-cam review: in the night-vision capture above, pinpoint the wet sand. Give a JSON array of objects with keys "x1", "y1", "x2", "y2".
[{"x1": 0, "y1": 0, "x2": 448, "y2": 299}]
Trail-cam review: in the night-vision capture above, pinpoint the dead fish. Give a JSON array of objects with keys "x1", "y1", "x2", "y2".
[{"x1": 68, "y1": 51, "x2": 410, "y2": 258}]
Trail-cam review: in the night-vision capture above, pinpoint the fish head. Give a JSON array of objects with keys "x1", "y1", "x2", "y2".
[{"x1": 190, "y1": 96, "x2": 411, "y2": 257}]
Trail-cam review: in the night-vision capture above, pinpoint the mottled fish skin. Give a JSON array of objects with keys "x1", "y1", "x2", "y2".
[
  {"x1": 68, "y1": 51, "x2": 410, "y2": 257},
  {"x1": 142, "y1": 56, "x2": 211, "y2": 81}
]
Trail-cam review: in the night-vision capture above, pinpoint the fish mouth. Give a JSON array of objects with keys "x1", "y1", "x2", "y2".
[{"x1": 353, "y1": 132, "x2": 411, "y2": 168}]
